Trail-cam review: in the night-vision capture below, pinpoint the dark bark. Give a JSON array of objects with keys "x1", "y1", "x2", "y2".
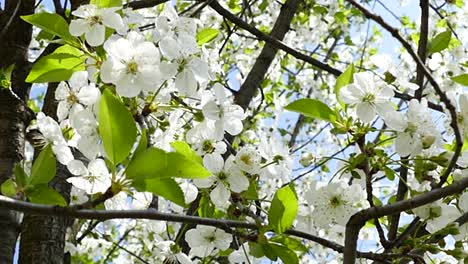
[
  {"x1": 0, "y1": 90, "x2": 30, "y2": 264},
  {"x1": 233, "y1": 0, "x2": 300, "y2": 110},
  {"x1": 19, "y1": 83, "x2": 72, "y2": 264},
  {"x1": 0, "y1": 0, "x2": 35, "y2": 263}
]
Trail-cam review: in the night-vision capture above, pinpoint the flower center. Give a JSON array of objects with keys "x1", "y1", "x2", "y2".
[
  {"x1": 88, "y1": 15, "x2": 102, "y2": 25},
  {"x1": 240, "y1": 154, "x2": 252, "y2": 166},
  {"x1": 329, "y1": 196, "x2": 343, "y2": 208},
  {"x1": 67, "y1": 93, "x2": 78, "y2": 104},
  {"x1": 202, "y1": 140, "x2": 215, "y2": 153},
  {"x1": 362, "y1": 93, "x2": 376, "y2": 103},
  {"x1": 205, "y1": 234, "x2": 217, "y2": 243},
  {"x1": 428, "y1": 206, "x2": 441, "y2": 219},
  {"x1": 406, "y1": 122, "x2": 418, "y2": 134},
  {"x1": 126, "y1": 61, "x2": 139, "y2": 75},
  {"x1": 217, "y1": 172, "x2": 227, "y2": 181}
]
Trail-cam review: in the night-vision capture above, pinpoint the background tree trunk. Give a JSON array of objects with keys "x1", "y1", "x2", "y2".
[
  {"x1": 0, "y1": 0, "x2": 35, "y2": 262},
  {"x1": 19, "y1": 83, "x2": 73, "y2": 264}
]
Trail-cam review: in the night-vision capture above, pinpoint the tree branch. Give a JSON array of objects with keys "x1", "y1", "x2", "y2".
[
  {"x1": 387, "y1": 157, "x2": 409, "y2": 241},
  {"x1": 343, "y1": 176, "x2": 468, "y2": 264},
  {"x1": 0, "y1": 195, "x2": 397, "y2": 263},
  {"x1": 207, "y1": 0, "x2": 342, "y2": 78},
  {"x1": 414, "y1": 0, "x2": 429, "y2": 100},
  {"x1": 124, "y1": 0, "x2": 168, "y2": 10},
  {"x1": 344, "y1": 0, "x2": 462, "y2": 190}
]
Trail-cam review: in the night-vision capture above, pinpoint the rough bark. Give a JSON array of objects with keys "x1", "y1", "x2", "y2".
[
  {"x1": 0, "y1": 0, "x2": 35, "y2": 262},
  {"x1": 0, "y1": 90, "x2": 29, "y2": 264},
  {"x1": 19, "y1": 83, "x2": 72, "y2": 264},
  {"x1": 233, "y1": 0, "x2": 300, "y2": 110}
]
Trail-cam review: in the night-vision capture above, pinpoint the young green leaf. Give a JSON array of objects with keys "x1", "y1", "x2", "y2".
[
  {"x1": 267, "y1": 243, "x2": 299, "y2": 264},
  {"x1": 197, "y1": 28, "x2": 219, "y2": 45},
  {"x1": 335, "y1": 63, "x2": 354, "y2": 105},
  {"x1": 29, "y1": 144, "x2": 56, "y2": 186},
  {"x1": 99, "y1": 89, "x2": 137, "y2": 165},
  {"x1": 268, "y1": 185, "x2": 298, "y2": 233},
  {"x1": 170, "y1": 141, "x2": 202, "y2": 164},
  {"x1": 125, "y1": 147, "x2": 168, "y2": 180},
  {"x1": 451, "y1": 74, "x2": 468, "y2": 86},
  {"x1": 270, "y1": 235, "x2": 308, "y2": 252},
  {"x1": 26, "y1": 45, "x2": 85, "y2": 83},
  {"x1": 134, "y1": 129, "x2": 148, "y2": 156},
  {"x1": 132, "y1": 178, "x2": 186, "y2": 207},
  {"x1": 28, "y1": 185, "x2": 67, "y2": 206},
  {"x1": 285, "y1": 99, "x2": 336, "y2": 122},
  {"x1": 21, "y1": 13, "x2": 76, "y2": 44},
  {"x1": 14, "y1": 164, "x2": 28, "y2": 188},
  {"x1": 90, "y1": 0, "x2": 122, "y2": 7},
  {"x1": 125, "y1": 147, "x2": 211, "y2": 180},
  {"x1": 164, "y1": 152, "x2": 211, "y2": 179},
  {"x1": 428, "y1": 30, "x2": 452, "y2": 53},
  {"x1": 1, "y1": 179, "x2": 17, "y2": 197}
]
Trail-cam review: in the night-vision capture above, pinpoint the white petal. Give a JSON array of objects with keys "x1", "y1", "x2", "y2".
[
  {"x1": 68, "y1": 71, "x2": 89, "y2": 91},
  {"x1": 69, "y1": 19, "x2": 89, "y2": 36},
  {"x1": 102, "y1": 12, "x2": 124, "y2": 33},
  {"x1": 180, "y1": 182, "x2": 198, "y2": 204},
  {"x1": 116, "y1": 74, "x2": 141, "y2": 97},
  {"x1": 85, "y1": 24, "x2": 105, "y2": 46},
  {"x1": 224, "y1": 118, "x2": 243, "y2": 135},
  {"x1": 189, "y1": 58, "x2": 210, "y2": 83},
  {"x1": 56, "y1": 101, "x2": 71, "y2": 121},
  {"x1": 67, "y1": 160, "x2": 88, "y2": 176},
  {"x1": 228, "y1": 174, "x2": 249, "y2": 193},
  {"x1": 52, "y1": 144, "x2": 74, "y2": 165},
  {"x1": 77, "y1": 84, "x2": 100, "y2": 105},
  {"x1": 202, "y1": 101, "x2": 220, "y2": 120},
  {"x1": 203, "y1": 153, "x2": 224, "y2": 173},
  {"x1": 395, "y1": 133, "x2": 413, "y2": 157},
  {"x1": 356, "y1": 103, "x2": 376, "y2": 123},
  {"x1": 55, "y1": 82, "x2": 70, "y2": 100},
  {"x1": 210, "y1": 183, "x2": 230, "y2": 208},
  {"x1": 159, "y1": 37, "x2": 180, "y2": 60},
  {"x1": 459, "y1": 192, "x2": 468, "y2": 212},
  {"x1": 88, "y1": 159, "x2": 109, "y2": 177},
  {"x1": 174, "y1": 69, "x2": 197, "y2": 96}
]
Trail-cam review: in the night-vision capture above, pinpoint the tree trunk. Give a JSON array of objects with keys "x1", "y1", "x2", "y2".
[
  {"x1": 0, "y1": 0, "x2": 35, "y2": 262},
  {"x1": 19, "y1": 83, "x2": 72, "y2": 264}
]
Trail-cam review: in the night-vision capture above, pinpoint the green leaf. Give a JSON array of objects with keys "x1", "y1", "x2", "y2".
[
  {"x1": 170, "y1": 141, "x2": 202, "y2": 164},
  {"x1": 197, "y1": 28, "x2": 219, "y2": 45},
  {"x1": 1, "y1": 179, "x2": 17, "y2": 197},
  {"x1": 267, "y1": 243, "x2": 299, "y2": 264},
  {"x1": 14, "y1": 164, "x2": 28, "y2": 188},
  {"x1": 90, "y1": 0, "x2": 122, "y2": 7},
  {"x1": 285, "y1": 99, "x2": 336, "y2": 122},
  {"x1": 164, "y1": 152, "x2": 211, "y2": 178},
  {"x1": 198, "y1": 193, "x2": 215, "y2": 217},
  {"x1": 99, "y1": 89, "x2": 137, "y2": 165},
  {"x1": 21, "y1": 13, "x2": 76, "y2": 44},
  {"x1": 134, "y1": 129, "x2": 148, "y2": 156},
  {"x1": 133, "y1": 178, "x2": 186, "y2": 207},
  {"x1": 335, "y1": 63, "x2": 354, "y2": 105},
  {"x1": 28, "y1": 185, "x2": 67, "y2": 206},
  {"x1": 29, "y1": 144, "x2": 56, "y2": 186},
  {"x1": 451, "y1": 74, "x2": 468, "y2": 86},
  {"x1": 126, "y1": 147, "x2": 167, "y2": 180},
  {"x1": 26, "y1": 45, "x2": 85, "y2": 83},
  {"x1": 270, "y1": 235, "x2": 308, "y2": 252},
  {"x1": 0, "y1": 64, "x2": 14, "y2": 88},
  {"x1": 268, "y1": 185, "x2": 298, "y2": 233},
  {"x1": 428, "y1": 30, "x2": 452, "y2": 53},
  {"x1": 126, "y1": 147, "x2": 211, "y2": 180}
]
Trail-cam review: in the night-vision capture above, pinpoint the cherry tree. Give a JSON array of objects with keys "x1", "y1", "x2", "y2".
[{"x1": 0, "y1": 0, "x2": 467, "y2": 263}]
